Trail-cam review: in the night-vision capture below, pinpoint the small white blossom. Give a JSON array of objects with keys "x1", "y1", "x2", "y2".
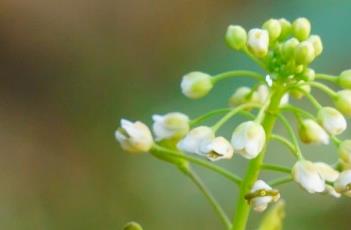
[
  {"x1": 314, "y1": 162, "x2": 339, "y2": 182},
  {"x1": 231, "y1": 121, "x2": 266, "y2": 159},
  {"x1": 298, "y1": 119, "x2": 329, "y2": 145},
  {"x1": 229, "y1": 87, "x2": 252, "y2": 107},
  {"x1": 181, "y1": 72, "x2": 213, "y2": 99},
  {"x1": 152, "y1": 112, "x2": 189, "y2": 141},
  {"x1": 248, "y1": 29, "x2": 269, "y2": 58},
  {"x1": 317, "y1": 107, "x2": 347, "y2": 135},
  {"x1": 292, "y1": 160, "x2": 325, "y2": 193},
  {"x1": 249, "y1": 180, "x2": 280, "y2": 212},
  {"x1": 115, "y1": 119, "x2": 153, "y2": 153},
  {"x1": 177, "y1": 126, "x2": 214, "y2": 155},
  {"x1": 334, "y1": 170, "x2": 351, "y2": 197},
  {"x1": 202, "y1": 137, "x2": 234, "y2": 161}
]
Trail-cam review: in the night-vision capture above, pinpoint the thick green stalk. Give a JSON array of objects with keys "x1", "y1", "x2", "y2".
[{"x1": 231, "y1": 85, "x2": 286, "y2": 230}]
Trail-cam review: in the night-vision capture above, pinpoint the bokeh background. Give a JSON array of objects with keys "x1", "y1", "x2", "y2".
[{"x1": 1, "y1": 0, "x2": 351, "y2": 229}]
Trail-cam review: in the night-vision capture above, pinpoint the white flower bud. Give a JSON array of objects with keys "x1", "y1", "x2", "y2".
[
  {"x1": 231, "y1": 121, "x2": 266, "y2": 159},
  {"x1": 115, "y1": 119, "x2": 153, "y2": 153},
  {"x1": 294, "y1": 41, "x2": 315, "y2": 65},
  {"x1": 290, "y1": 82, "x2": 311, "y2": 99},
  {"x1": 314, "y1": 162, "x2": 339, "y2": 182},
  {"x1": 152, "y1": 112, "x2": 190, "y2": 141},
  {"x1": 308, "y1": 35, "x2": 323, "y2": 56},
  {"x1": 339, "y1": 69, "x2": 351, "y2": 89},
  {"x1": 248, "y1": 180, "x2": 280, "y2": 212},
  {"x1": 292, "y1": 160, "x2": 325, "y2": 193},
  {"x1": 339, "y1": 140, "x2": 351, "y2": 169},
  {"x1": 282, "y1": 38, "x2": 299, "y2": 60},
  {"x1": 292, "y1": 17, "x2": 311, "y2": 41},
  {"x1": 298, "y1": 119, "x2": 329, "y2": 145},
  {"x1": 252, "y1": 84, "x2": 269, "y2": 105},
  {"x1": 317, "y1": 107, "x2": 347, "y2": 135},
  {"x1": 203, "y1": 137, "x2": 234, "y2": 161},
  {"x1": 300, "y1": 68, "x2": 315, "y2": 81},
  {"x1": 334, "y1": 90, "x2": 351, "y2": 117},
  {"x1": 262, "y1": 19, "x2": 281, "y2": 41},
  {"x1": 177, "y1": 126, "x2": 214, "y2": 155},
  {"x1": 181, "y1": 72, "x2": 213, "y2": 99},
  {"x1": 225, "y1": 25, "x2": 247, "y2": 50},
  {"x1": 229, "y1": 87, "x2": 252, "y2": 107},
  {"x1": 334, "y1": 170, "x2": 351, "y2": 197},
  {"x1": 248, "y1": 29, "x2": 269, "y2": 58}
]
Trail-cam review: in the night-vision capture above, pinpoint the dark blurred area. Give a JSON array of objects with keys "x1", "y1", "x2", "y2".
[{"x1": 1, "y1": 0, "x2": 351, "y2": 229}]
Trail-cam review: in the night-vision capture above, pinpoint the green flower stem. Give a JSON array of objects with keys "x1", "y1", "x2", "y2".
[
  {"x1": 331, "y1": 135, "x2": 342, "y2": 146},
  {"x1": 268, "y1": 176, "x2": 293, "y2": 187},
  {"x1": 303, "y1": 93, "x2": 322, "y2": 109},
  {"x1": 151, "y1": 144, "x2": 242, "y2": 185},
  {"x1": 212, "y1": 103, "x2": 260, "y2": 132},
  {"x1": 211, "y1": 70, "x2": 264, "y2": 84},
  {"x1": 270, "y1": 134, "x2": 297, "y2": 157},
  {"x1": 315, "y1": 73, "x2": 338, "y2": 83},
  {"x1": 243, "y1": 47, "x2": 268, "y2": 71},
  {"x1": 261, "y1": 163, "x2": 291, "y2": 174},
  {"x1": 190, "y1": 108, "x2": 255, "y2": 127},
  {"x1": 276, "y1": 113, "x2": 304, "y2": 160},
  {"x1": 181, "y1": 168, "x2": 232, "y2": 230},
  {"x1": 231, "y1": 85, "x2": 286, "y2": 230},
  {"x1": 282, "y1": 105, "x2": 315, "y2": 119},
  {"x1": 309, "y1": 81, "x2": 338, "y2": 98}
]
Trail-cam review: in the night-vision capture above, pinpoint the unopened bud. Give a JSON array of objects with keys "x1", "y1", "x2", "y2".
[
  {"x1": 181, "y1": 72, "x2": 213, "y2": 99},
  {"x1": 294, "y1": 41, "x2": 315, "y2": 65},
  {"x1": 334, "y1": 90, "x2": 351, "y2": 117},
  {"x1": 281, "y1": 38, "x2": 299, "y2": 60},
  {"x1": 308, "y1": 35, "x2": 323, "y2": 56},
  {"x1": 290, "y1": 82, "x2": 311, "y2": 99},
  {"x1": 298, "y1": 119, "x2": 329, "y2": 145},
  {"x1": 248, "y1": 28, "x2": 269, "y2": 58},
  {"x1": 338, "y1": 70, "x2": 351, "y2": 89},
  {"x1": 123, "y1": 222, "x2": 143, "y2": 230},
  {"x1": 225, "y1": 25, "x2": 247, "y2": 50},
  {"x1": 292, "y1": 17, "x2": 311, "y2": 41},
  {"x1": 262, "y1": 19, "x2": 281, "y2": 41},
  {"x1": 278, "y1": 18, "x2": 292, "y2": 40}
]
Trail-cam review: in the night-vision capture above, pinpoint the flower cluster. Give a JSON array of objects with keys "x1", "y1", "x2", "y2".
[{"x1": 115, "y1": 17, "x2": 351, "y2": 229}]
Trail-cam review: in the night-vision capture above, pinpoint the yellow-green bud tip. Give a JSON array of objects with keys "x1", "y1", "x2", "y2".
[
  {"x1": 292, "y1": 17, "x2": 311, "y2": 41},
  {"x1": 225, "y1": 25, "x2": 247, "y2": 50},
  {"x1": 294, "y1": 41, "x2": 315, "y2": 65},
  {"x1": 123, "y1": 221, "x2": 143, "y2": 230},
  {"x1": 339, "y1": 70, "x2": 351, "y2": 89},
  {"x1": 262, "y1": 19, "x2": 282, "y2": 41}
]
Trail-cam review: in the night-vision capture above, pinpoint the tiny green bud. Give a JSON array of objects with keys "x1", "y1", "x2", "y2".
[
  {"x1": 181, "y1": 72, "x2": 213, "y2": 99},
  {"x1": 292, "y1": 17, "x2": 311, "y2": 41},
  {"x1": 123, "y1": 222, "x2": 143, "y2": 230},
  {"x1": 278, "y1": 18, "x2": 292, "y2": 40},
  {"x1": 262, "y1": 19, "x2": 282, "y2": 41},
  {"x1": 290, "y1": 82, "x2": 311, "y2": 99},
  {"x1": 308, "y1": 35, "x2": 323, "y2": 56},
  {"x1": 338, "y1": 69, "x2": 351, "y2": 89},
  {"x1": 299, "y1": 68, "x2": 315, "y2": 81},
  {"x1": 229, "y1": 86, "x2": 252, "y2": 107},
  {"x1": 225, "y1": 25, "x2": 247, "y2": 50},
  {"x1": 294, "y1": 41, "x2": 315, "y2": 65},
  {"x1": 334, "y1": 90, "x2": 351, "y2": 117},
  {"x1": 281, "y1": 38, "x2": 299, "y2": 60}
]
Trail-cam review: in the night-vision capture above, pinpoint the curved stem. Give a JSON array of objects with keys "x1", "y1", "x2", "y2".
[
  {"x1": 268, "y1": 176, "x2": 293, "y2": 187},
  {"x1": 276, "y1": 113, "x2": 304, "y2": 160},
  {"x1": 182, "y1": 168, "x2": 232, "y2": 230},
  {"x1": 270, "y1": 134, "x2": 298, "y2": 157},
  {"x1": 190, "y1": 108, "x2": 255, "y2": 127},
  {"x1": 231, "y1": 85, "x2": 286, "y2": 230},
  {"x1": 309, "y1": 81, "x2": 338, "y2": 98},
  {"x1": 211, "y1": 70, "x2": 264, "y2": 84},
  {"x1": 304, "y1": 93, "x2": 322, "y2": 109},
  {"x1": 212, "y1": 103, "x2": 260, "y2": 132},
  {"x1": 281, "y1": 105, "x2": 315, "y2": 119},
  {"x1": 315, "y1": 73, "x2": 338, "y2": 83},
  {"x1": 261, "y1": 163, "x2": 291, "y2": 174},
  {"x1": 151, "y1": 144, "x2": 242, "y2": 185}
]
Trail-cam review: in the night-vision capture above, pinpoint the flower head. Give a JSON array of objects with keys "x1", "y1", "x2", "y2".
[
  {"x1": 181, "y1": 72, "x2": 213, "y2": 99},
  {"x1": 246, "y1": 180, "x2": 280, "y2": 212},
  {"x1": 202, "y1": 137, "x2": 234, "y2": 161},
  {"x1": 248, "y1": 29, "x2": 269, "y2": 58},
  {"x1": 231, "y1": 121, "x2": 266, "y2": 159},
  {"x1": 115, "y1": 119, "x2": 153, "y2": 153},
  {"x1": 298, "y1": 119, "x2": 329, "y2": 145},
  {"x1": 317, "y1": 107, "x2": 347, "y2": 135},
  {"x1": 177, "y1": 126, "x2": 214, "y2": 155},
  {"x1": 334, "y1": 170, "x2": 351, "y2": 197},
  {"x1": 334, "y1": 90, "x2": 351, "y2": 117},
  {"x1": 152, "y1": 112, "x2": 189, "y2": 141},
  {"x1": 292, "y1": 160, "x2": 325, "y2": 193}
]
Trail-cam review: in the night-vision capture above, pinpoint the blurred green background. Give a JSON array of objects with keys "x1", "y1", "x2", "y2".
[{"x1": 1, "y1": 0, "x2": 351, "y2": 229}]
